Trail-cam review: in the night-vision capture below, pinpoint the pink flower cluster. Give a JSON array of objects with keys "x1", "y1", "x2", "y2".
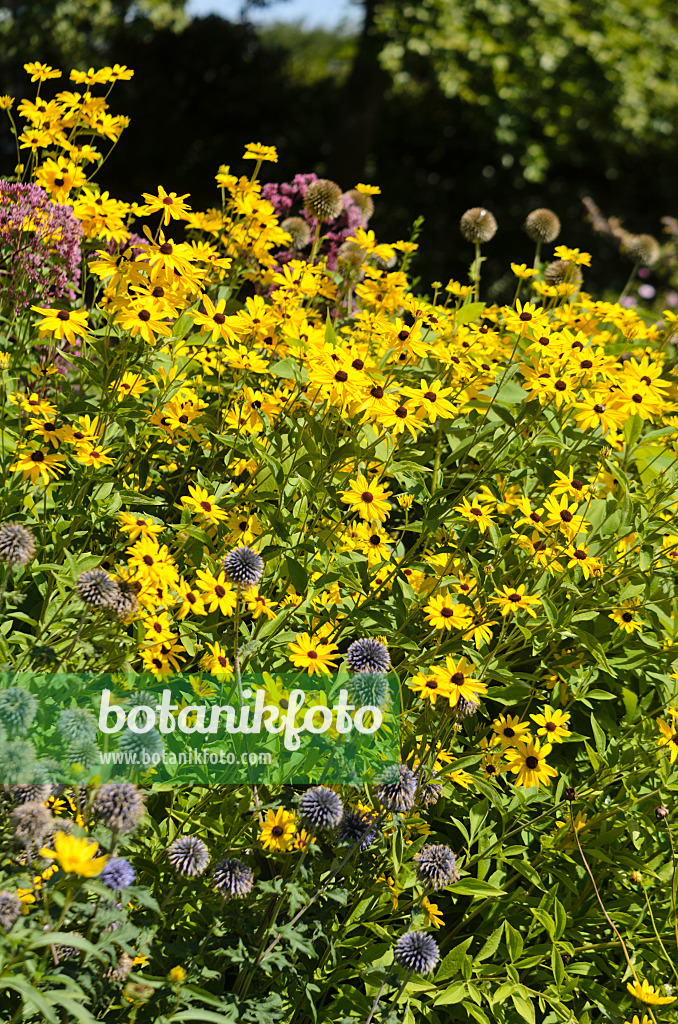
[
  {"x1": 0, "y1": 181, "x2": 83, "y2": 313},
  {"x1": 262, "y1": 173, "x2": 364, "y2": 271}
]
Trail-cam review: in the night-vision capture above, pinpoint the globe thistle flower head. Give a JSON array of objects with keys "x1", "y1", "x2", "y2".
[
  {"x1": 298, "y1": 786, "x2": 343, "y2": 831},
  {"x1": 11, "y1": 782, "x2": 52, "y2": 805},
  {"x1": 345, "y1": 638, "x2": 390, "y2": 674},
  {"x1": 0, "y1": 688, "x2": 37, "y2": 734},
  {"x1": 221, "y1": 546, "x2": 264, "y2": 589},
  {"x1": 211, "y1": 857, "x2": 254, "y2": 898},
  {"x1": 348, "y1": 671, "x2": 390, "y2": 708},
  {"x1": 101, "y1": 857, "x2": 136, "y2": 891},
  {"x1": 281, "y1": 216, "x2": 311, "y2": 249},
  {"x1": 10, "y1": 799, "x2": 53, "y2": 847},
  {"x1": 415, "y1": 843, "x2": 460, "y2": 889},
  {"x1": 375, "y1": 764, "x2": 417, "y2": 813},
  {"x1": 0, "y1": 738, "x2": 37, "y2": 784},
  {"x1": 622, "y1": 233, "x2": 660, "y2": 267},
  {"x1": 106, "y1": 952, "x2": 134, "y2": 983},
  {"x1": 53, "y1": 934, "x2": 82, "y2": 963},
  {"x1": 370, "y1": 250, "x2": 397, "y2": 271},
  {"x1": 544, "y1": 260, "x2": 583, "y2": 286},
  {"x1": 345, "y1": 188, "x2": 375, "y2": 223},
  {"x1": 75, "y1": 568, "x2": 117, "y2": 609},
  {"x1": 109, "y1": 580, "x2": 139, "y2": 622},
  {"x1": 337, "y1": 240, "x2": 367, "y2": 272},
  {"x1": 450, "y1": 696, "x2": 480, "y2": 721},
  {"x1": 419, "y1": 779, "x2": 443, "y2": 808},
  {"x1": 0, "y1": 891, "x2": 22, "y2": 933},
  {"x1": 337, "y1": 808, "x2": 378, "y2": 850},
  {"x1": 68, "y1": 739, "x2": 99, "y2": 769},
  {"x1": 94, "y1": 783, "x2": 145, "y2": 834},
  {"x1": 394, "y1": 930, "x2": 440, "y2": 974},
  {"x1": 58, "y1": 707, "x2": 97, "y2": 746},
  {"x1": 460, "y1": 207, "x2": 497, "y2": 243},
  {"x1": 303, "y1": 178, "x2": 343, "y2": 222},
  {"x1": 119, "y1": 728, "x2": 164, "y2": 760},
  {"x1": 167, "y1": 835, "x2": 210, "y2": 877},
  {"x1": 524, "y1": 208, "x2": 561, "y2": 243},
  {"x1": 0, "y1": 522, "x2": 36, "y2": 566}
]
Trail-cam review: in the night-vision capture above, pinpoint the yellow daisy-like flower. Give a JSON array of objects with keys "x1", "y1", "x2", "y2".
[
  {"x1": 195, "y1": 570, "x2": 237, "y2": 616},
  {"x1": 10, "y1": 447, "x2": 67, "y2": 486},
  {"x1": 140, "y1": 185, "x2": 192, "y2": 226},
  {"x1": 624, "y1": 1016, "x2": 652, "y2": 1024},
  {"x1": 409, "y1": 671, "x2": 449, "y2": 705},
  {"x1": 609, "y1": 605, "x2": 644, "y2": 634},
  {"x1": 242, "y1": 142, "x2": 278, "y2": 163},
  {"x1": 432, "y1": 656, "x2": 488, "y2": 708},
  {"x1": 492, "y1": 714, "x2": 532, "y2": 749},
  {"x1": 656, "y1": 710, "x2": 678, "y2": 763},
  {"x1": 40, "y1": 832, "x2": 107, "y2": 877},
  {"x1": 490, "y1": 584, "x2": 541, "y2": 618},
  {"x1": 287, "y1": 633, "x2": 339, "y2": 676},
  {"x1": 626, "y1": 980, "x2": 676, "y2": 1006},
  {"x1": 423, "y1": 594, "x2": 473, "y2": 631},
  {"x1": 355, "y1": 183, "x2": 381, "y2": 195},
  {"x1": 260, "y1": 807, "x2": 297, "y2": 852},
  {"x1": 31, "y1": 305, "x2": 89, "y2": 346},
  {"x1": 168, "y1": 966, "x2": 186, "y2": 984},
  {"x1": 422, "y1": 896, "x2": 444, "y2": 929},
  {"x1": 529, "y1": 706, "x2": 572, "y2": 743},
  {"x1": 200, "y1": 642, "x2": 233, "y2": 679},
  {"x1": 181, "y1": 484, "x2": 228, "y2": 524},
  {"x1": 340, "y1": 474, "x2": 392, "y2": 522},
  {"x1": 0, "y1": 96, "x2": 14, "y2": 111},
  {"x1": 24, "y1": 62, "x2": 61, "y2": 82},
  {"x1": 454, "y1": 496, "x2": 495, "y2": 533},
  {"x1": 510, "y1": 263, "x2": 538, "y2": 278},
  {"x1": 504, "y1": 738, "x2": 558, "y2": 789},
  {"x1": 554, "y1": 245, "x2": 592, "y2": 267}
]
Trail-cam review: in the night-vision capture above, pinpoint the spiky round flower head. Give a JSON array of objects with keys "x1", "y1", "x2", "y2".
[
  {"x1": 370, "y1": 250, "x2": 397, "y2": 271},
  {"x1": 348, "y1": 672, "x2": 390, "y2": 708},
  {"x1": 415, "y1": 843, "x2": 460, "y2": 890},
  {"x1": 337, "y1": 808, "x2": 378, "y2": 850},
  {"x1": 101, "y1": 857, "x2": 136, "y2": 891},
  {"x1": 67, "y1": 739, "x2": 100, "y2": 770},
  {"x1": 0, "y1": 688, "x2": 37, "y2": 734},
  {"x1": 119, "y1": 728, "x2": 164, "y2": 760},
  {"x1": 460, "y1": 207, "x2": 498, "y2": 243},
  {"x1": 419, "y1": 779, "x2": 443, "y2": 808},
  {"x1": 0, "y1": 892, "x2": 22, "y2": 933},
  {"x1": 345, "y1": 188, "x2": 375, "y2": 222},
  {"x1": 450, "y1": 696, "x2": 479, "y2": 721},
  {"x1": 0, "y1": 739, "x2": 37, "y2": 784},
  {"x1": 524, "y1": 208, "x2": 561, "y2": 243},
  {"x1": 106, "y1": 952, "x2": 134, "y2": 983},
  {"x1": 544, "y1": 259, "x2": 583, "y2": 286},
  {"x1": 75, "y1": 568, "x2": 117, "y2": 609},
  {"x1": 54, "y1": 934, "x2": 82, "y2": 963},
  {"x1": 394, "y1": 930, "x2": 440, "y2": 974},
  {"x1": 337, "y1": 240, "x2": 367, "y2": 272},
  {"x1": 221, "y1": 546, "x2": 264, "y2": 589},
  {"x1": 298, "y1": 786, "x2": 343, "y2": 831},
  {"x1": 58, "y1": 707, "x2": 97, "y2": 747},
  {"x1": 281, "y1": 216, "x2": 311, "y2": 249},
  {"x1": 0, "y1": 522, "x2": 36, "y2": 566},
  {"x1": 167, "y1": 835, "x2": 210, "y2": 877},
  {"x1": 211, "y1": 857, "x2": 254, "y2": 898},
  {"x1": 345, "y1": 638, "x2": 390, "y2": 675},
  {"x1": 375, "y1": 764, "x2": 417, "y2": 813},
  {"x1": 303, "y1": 178, "x2": 343, "y2": 222},
  {"x1": 109, "y1": 580, "x2": 139, "y2": 622},
  {"x1": 94, "y1": 783, "x2": 145, "y2": 834},
  {"x1": 11, "y1": 783, "x2": 52, "y2": 805},
  {"x1": 10, "y1": 799, "x2": 53, "y2": 847},
  {"x1": 622, "y1": 233, "x2": 661, "y2": 266}
]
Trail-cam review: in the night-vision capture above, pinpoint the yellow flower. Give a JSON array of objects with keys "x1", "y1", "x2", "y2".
[
  {"x1": 260, "y1": 807, "x2": 297, "y2": 852},
  {"x1": 511, "y1": 263, "x2": 538, "y2": 278},
  {"x1": 168, "y1": 966, "x2": 186, "y2": 984},
  {"x1": 529, "y1": 706, "x2": 572, "y2": 743},
  {"x1": 609, "y1": 605, "x2": 644, "y2": 634},
  {"x1": 422, "y1": 896, "x2": 444, "y2": 929},
  {"x1": 24, "y1": 62, "x2": 61, "y2": 82},
  {"x1": 504, "y1": 738, "x2": 558, "y2": 789},
  {"x1": 40, "y1": 833, "x2": 107, "y2": 877},
  {"x1": 656, "y1": 710, "x2": 678, "y2": 763},
  {"x1": 554, "y1": 245, "x2": 592, "y2": 266},
  {"x1": 432, "y1": 656, "x2": 487, "y2": 708},
  {"x1": 624, "y1": 1016, "x2": 652, "y2": 1024},
  {"x1": 10, "y1": 447, "x2": 67, "y2": 486},
  {"x1": 355, "y1": 183, "x2": 381, "y2": 195},
  {"x1": 492, "y1": 714, "x2": 532, "y2": 749},
  {"x1": 140, "y1": 185, "x2": 191, "y2": 226},
  {"x1": 0, "y1": 96, "x2": 14, "y2": 111},
  {"x1": 424, "y1": 594, "x2": 473, "y2": 632},
  {"x1": 31, "y1": 305, "x2": 89, "y2": 346},
  {"x1": 341, "y1": 474, "x2": 392, "y2": 522},
  {"x1": 287, "y1": 632, "x2": 339, "y2": 676},
  {"x1": 490, "y1": 584, "x2": 541, "y2": 618},
  {"x1": 626, "y1": 980, "x2": 676, "y2": 1005},
  {"x1": 454, "y1": 496, "x2": 495, "y2": 533},
  {"x1": 242, "y1": 142, "x2": 278, "y2": 163}
]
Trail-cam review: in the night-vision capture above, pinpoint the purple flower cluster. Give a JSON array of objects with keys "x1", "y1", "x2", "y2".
[
  {"x1": 263, "y1": 173, "x2": 365, "y2": 271},
  {"x1": 0, "y1": 182, "x2": 83, "y2": 312}
]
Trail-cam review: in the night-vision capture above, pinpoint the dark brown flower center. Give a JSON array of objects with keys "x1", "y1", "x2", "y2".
[{"x1": 525, "y1": 755, "x2": 538, "y2": 769}]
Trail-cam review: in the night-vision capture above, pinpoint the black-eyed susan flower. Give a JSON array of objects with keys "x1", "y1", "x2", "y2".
[
  {"x1": 656, "y1": 709, "x2": 678, "y2": 763},
  {"x1": 424, "y1": 595, "x2": 473, "y2": 631},
  {"x1": 401, "y1": 379, "x2": 457, "y2": 423},
  {"x1": 626, "y1": 980, "x2": 676, "y2": 1006},
  {"x1": 432, "y1": 657, "x2": 487, "y2": 708},
  {"x1": 287, "y1": 633, "x2": 339, "y2": 676},
  {"x1": 194, "y1": 570, "x2": 237, "y2": 616},
  {"x1": 566, "y1": 545, "x2": 601, "y2": 580},
  {"x1": 454, "y1": 496, "x2": 495, "y2": 533},
  {"x1": 341, "y1": 474, "x2": 392, "y2": 522},
  {"x1": 260, "y1": 807, "x2": 296, "y2": 852},
  {"x1": 31, "y1": 305, "x2": 89, "y2": 345},
  {"x1": 242, "y1": 142, "x2": 278, "y2": 163},
  {"x1": 181, "y1": 484, "x2": 228, "y2": 525},
  {"x1": 504, "y1": 738, "x2": 558, "y2": 789},
  {"x1": 200, "y1": 642, "x2": 233, "y2": 679},
  {"x1": 410, "y1": 671, "x2": 448, "y2": 705},
  {"x1": 503, "y1": 299, "x2": 550, "y2": 337},
  {"x1": 40, "y1": 833, "x2": 107, "y2": 877},
  {"x1": 141, "y1": 185, "x2": 191, "y2": 226},
  {"x1": 10, "y1": 447, "x2": 66, "y2": 486},
  {"x1": 609, "y1": 604, "x2": 644, "y2": 634},
  {"x1": 24, "y1": 62, "x2": 61, "y2": 82},
  {"x1": 543, "y1": 494, "x2": 588, "y2": 540},
  {"x1": 530, "y1": 706, "x2": 572, "y2": 743},
  {"x1": 117, "y1": 514, "x2": 164, "y2": 542},
  {"x1": 492, "y1": 713, "x2": 532, "y2": 749},
  {"x1": 490, "y1": 584, "x2": 541, "y2": 618}
]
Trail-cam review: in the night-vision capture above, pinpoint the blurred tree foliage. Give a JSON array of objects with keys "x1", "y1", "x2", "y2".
[{"x1": 373, "y1": 0, "x2": 678, "y2": 182}]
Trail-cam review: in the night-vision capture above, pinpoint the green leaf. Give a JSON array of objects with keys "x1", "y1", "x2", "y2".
[
  {"x1": 452, "y1": 878, "x2": 506, "y2": 898},
  {"x1": 476, "y1": 922, "x2": 504, "y2": 961},
  {"x1": 435, "y1": 937, "x2": 473, "y2": 981},
  {"x1": 590, "y1": 714, "x2": 607, "y2": 756},
  {"x1": 434, "y1": 980, "x2": 466, "y2": 1004},
  {"x1": 455, "y1": 301, "x2": 485, "y2": 324},
  {"x1": 285, "y1": 557, "x2": 308, "y2": 595},
  {"x1": 505, "y1": 922, "x2": 524, "y2": 962},
  {"x1": 511, "y1": 992, "x2": 535, "y2": 1024}
]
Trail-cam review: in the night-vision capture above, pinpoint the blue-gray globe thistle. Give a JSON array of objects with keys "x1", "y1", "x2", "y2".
[
  {"x1": 106, "y1": 952, "x2": 134, "y2": 983},
  {"x1": 0, "y1": 891, "x2": 22, "y2": 933},
  {"x1": 94, "y1": 783, "x2": 145, "y2": 833},
  {"x1": 10, "y1": 800, "x2": 53, "y2": 847},
  {"x1": 58, "y1": 707, "x2": 97, "y2": 746},
  {"x1": 221, "y1": 546, "x2": 264, "y2": 588},
  {"x1": 394, "y1": 930, "x2": 440, "y2": 974},
  {"x1": 211, "y1": 858, "x2": 254, "y2": 898},
  {"x1": 0, "y1": 688, "x2": 37, "y2": 734},
  {"x1": 451, "y1": 696, "x2": 479, "y2": 721},
  {"x1": 415, "y1": 844, "x2": 460, "y2": 890},
  {"x1": 67, "y1": 739, "x2": 100, "y2": 770},
  {"x1": 0, "y1": 738, "x2": 37, "y2": 784},
  {"x1": 0, "y1": 522, "x2": 36, "y2": 566},
  {"x1": 75, "y1": 568, "x2": 117, "y2": 609},
  {"x1": 348, "y1": 672, "x2": 389, "y2": 708},
  {"x1": 167, "y1": 835, "x2": 210, "y2": 877},
  {"x1": 337, "y1": 808, "x2": 378, "y2": 850},
  {"x1": 119, "y1": 728, "x2": 163, "y2": 760},
  {"x1": 345, "y1": 638, "x2": 390, "y2": 675},
  {"x1": 298, "y1": 786, "x2": 343, "y2": 831},
  {"x1": 11, "y1": 783, "x2": 52, "y2": 805},
  {"x1": 375, "y1": 764, "x2": 417, "y2": 813},
  {"x1": 101, "y1": 857, "x2": 136, "y2": 891},
  {"x1": 109, "y1": 580, "x2": 139, "y2": 622},
  {"x1": 418, "y1": 779, "x2": 443, "y2": 808}
]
